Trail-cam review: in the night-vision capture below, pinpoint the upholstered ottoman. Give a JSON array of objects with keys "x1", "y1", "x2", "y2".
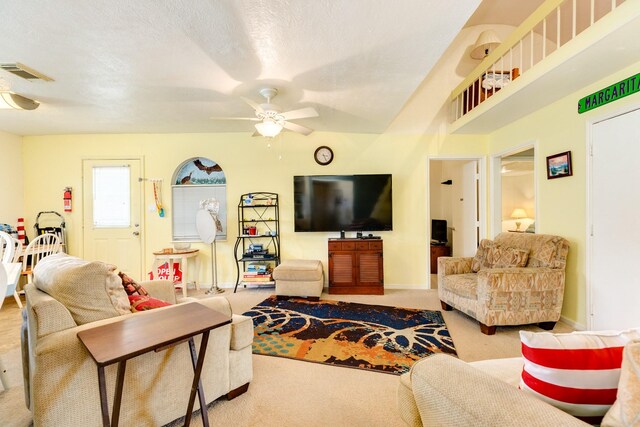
[{"x1": 273, "y1": 259, "x2": 324, "y2": 300}]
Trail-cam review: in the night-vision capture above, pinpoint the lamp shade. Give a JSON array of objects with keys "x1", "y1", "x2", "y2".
[
  {"x1": 510, "y1": 208, "x2": 527, "y2": 219},
  {"x1": 255, "y1": 120, "x2": 283, "y2": 138},
  {"x1": 0, "y1": 92, "x2": 39, "y2": 110},
  {"x1": 470, "y1": 30, "x2": 501, "y2": 59}
]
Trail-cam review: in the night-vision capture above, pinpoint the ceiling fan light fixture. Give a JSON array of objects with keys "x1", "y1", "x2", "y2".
[
  {"x1": 255, "y1": 119, "x2": 283, "y2": 138},
  {"x1": 0, "y1": 91, "x2": 40, "y2": 110}
]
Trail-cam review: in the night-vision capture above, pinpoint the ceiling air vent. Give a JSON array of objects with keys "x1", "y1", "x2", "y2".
[{"x1": 0, "y1": 62, "x2": 53, "y2": 81}]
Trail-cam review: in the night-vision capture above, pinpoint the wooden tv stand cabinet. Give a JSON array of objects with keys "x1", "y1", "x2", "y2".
[{"x1": 328, "y1": 238, "x2": 384, "y2": 295}]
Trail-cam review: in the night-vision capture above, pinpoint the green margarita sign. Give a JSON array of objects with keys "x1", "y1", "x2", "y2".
[{"x1": 578, "y1": 72, "x2": 640, "y2": 114}]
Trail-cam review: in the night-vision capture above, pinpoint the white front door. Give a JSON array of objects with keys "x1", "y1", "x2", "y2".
[
  {"x1": 82, "y1": 159, "x2": 143, "y2": 277},
  {"x1": 590, "y1": 108, "x2": 640, "y2": 330}
]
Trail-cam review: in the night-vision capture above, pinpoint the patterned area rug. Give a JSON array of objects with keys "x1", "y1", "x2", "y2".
[{"x1": 242, "y1": 296, "x2": 457, "y2": 375}]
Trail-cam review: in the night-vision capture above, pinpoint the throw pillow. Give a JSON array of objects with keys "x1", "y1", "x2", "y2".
[
  {"x1": 520, "y1": 328, "x2": 640, "y2": 421},
  {"x1": 128, "y1": 295, "x2": 172, "y2": 312},
  {"x1": 602, "y1": 340, "x2": 640, "y2": 426},
  {"x1": 527, "y1": 237, "x2": 559, "y2": 268},
  {"x1": 33, "y1": 253, "x2": 131, "y2": 325},
  {"x1": 483, "y1": 244, "x2": 529, "y2": 269},
  {"x1": 119, "y1": 271, "x2": 149, "y2": 296},
  {"x1": 471, "y1": 239, "x2": 493, "y2": 272}
]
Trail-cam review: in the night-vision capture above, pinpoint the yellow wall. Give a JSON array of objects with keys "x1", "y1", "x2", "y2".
[
  {"x1": 22, "y1": 131, "x2": 486, "y2": 288},
  {"x1": 0, "y1": 131, "x2": 24, "y2": 226},
  {"x1": 488, "y1": 59, "x2": 640, "y2": 327}
]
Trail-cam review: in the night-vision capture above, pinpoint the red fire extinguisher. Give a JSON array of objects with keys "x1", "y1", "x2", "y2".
[{"x1": 63, "y1": 187, "x2": 72, "y2": 212}]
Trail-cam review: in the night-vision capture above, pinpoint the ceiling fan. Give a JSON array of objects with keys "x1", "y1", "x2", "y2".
[{"x1": 213, "y1": 87, "x2": 318, "y2": 137}]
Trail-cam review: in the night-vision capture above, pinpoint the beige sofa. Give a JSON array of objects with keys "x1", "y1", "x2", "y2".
[
  {"x1": 22, "y1": 253, "x2": 254, "y2": 426},
  {"x1": 398, "y1": 347, "x2": 639, "y2": 426},
  {"x1": 438, "y1": 232, "x2": 569, "y2": 335},
  {"x1": 398, "y1": 355, "x2": 587, "y2": 426}
]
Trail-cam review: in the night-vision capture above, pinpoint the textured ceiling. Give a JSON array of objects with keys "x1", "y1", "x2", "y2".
[{"x1": 0, "y1": 0, "x2": 482, "y2": 136}]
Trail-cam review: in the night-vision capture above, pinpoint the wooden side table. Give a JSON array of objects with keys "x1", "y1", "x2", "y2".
[
  {"x1": 77, "y1": 303, "x2": 231, "y2": 427},
  {"x1": 430, "y1": 244, "x2": 451, "y2": 274},
  {"x1": 152, "y1": 249, "x2": 200, "y2": 298}
]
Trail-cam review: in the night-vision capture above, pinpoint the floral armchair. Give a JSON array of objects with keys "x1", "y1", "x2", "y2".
[{"x1": 438, "y1": 232, "x2": 569, "y2": 335}]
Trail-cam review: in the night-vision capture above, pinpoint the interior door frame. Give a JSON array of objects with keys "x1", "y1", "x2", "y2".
[
  {"x1": 489, "y1": 141, "x2": 538, "y2": 238},
  {"x1": 426, "y1": 154, "x2": 486, "y2": 279},
  {"x1": 81, "y1": 156, "x2": 145, "y2": 275},
  {"x1": 586, "y1": 103, "x2": 640, "y2": 330}
]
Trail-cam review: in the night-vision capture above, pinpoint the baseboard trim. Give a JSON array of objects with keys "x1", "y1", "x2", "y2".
[
  {"x1": 383, "y1": 283, "x2": 429, "y2": 290},
  {"x1": 560, "y1": 315, "x2": 586, "y2": 331}
]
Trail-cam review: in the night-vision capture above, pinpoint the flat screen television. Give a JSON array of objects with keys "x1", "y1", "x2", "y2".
[
  {"x1": 431, "y1": 219, "x2": 447, "y2": 244},
  {"x1": 294, "y1": 174, "x2": 392, "y2": 232}
]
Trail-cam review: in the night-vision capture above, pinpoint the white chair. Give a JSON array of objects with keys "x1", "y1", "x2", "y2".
[
  {"x1": 11, "y1": 236, "x2": 23, "y2": 263},
  {"x1": 0, "y1": 231, "x2": 23, "y2": 308},
  {"x1": 0, "y1": 231, "x2": 15, "y2": 263},
  {"x1": 21, "y1": 233, "x2": 62, "y2": 289}
]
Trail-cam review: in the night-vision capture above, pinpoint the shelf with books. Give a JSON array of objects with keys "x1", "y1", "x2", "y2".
[{"x1": 234, "y1": 192, "x2": 280, "y2": 293}]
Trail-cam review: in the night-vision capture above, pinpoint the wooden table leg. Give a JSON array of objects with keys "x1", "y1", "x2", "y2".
[
  {"x1": 152, "y1": 257, "x2": 160, "y2": 280},
  {"x1": 185, "y1": 334, "x2": 210, "y2": 427},
  {"x1": 111, "y1": 360, "x2": 127, "y2": 427},
  {"x1": 194, "y1": 254, "x2": 201, "y2": 290},
  {"x1": 180, "y1": 255, "x2": 188, "y2": 298},
  {"x1": 97, "y1": 365, "x2": 110, "y2": 427}
]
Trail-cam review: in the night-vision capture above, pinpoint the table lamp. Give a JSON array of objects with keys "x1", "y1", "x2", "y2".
[{"x1": 511, "y1": 208, "x2": 527, "y2": 231}]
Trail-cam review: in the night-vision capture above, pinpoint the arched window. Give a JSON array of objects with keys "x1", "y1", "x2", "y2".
[{"x1": 172, "y1": 157, "x2": 227, "y2": 241}]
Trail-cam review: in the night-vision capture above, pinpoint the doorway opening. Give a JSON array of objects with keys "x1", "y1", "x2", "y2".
[
  {"x1": 491, "y1": 144, "x2": 536, "y2": 237},
  {"x1": 428, "y1": 156, "x2": 485, "y2": 287}
]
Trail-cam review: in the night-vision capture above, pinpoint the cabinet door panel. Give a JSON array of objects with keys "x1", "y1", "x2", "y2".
[
  {"x1": 357, "y1": 252, "x2": 382, "y2": 285},
  {"x1": 330, "y1": 252, "x2": 355, "y2": 285}
]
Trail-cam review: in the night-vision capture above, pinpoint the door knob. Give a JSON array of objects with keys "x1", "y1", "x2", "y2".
[{"x1": 133, "y1": 231, "x2": 140, "y2": 236}]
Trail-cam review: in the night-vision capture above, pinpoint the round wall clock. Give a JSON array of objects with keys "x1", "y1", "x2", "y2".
[{"x1": 314, "y1": 146, "x2": 334, "y2": 165}]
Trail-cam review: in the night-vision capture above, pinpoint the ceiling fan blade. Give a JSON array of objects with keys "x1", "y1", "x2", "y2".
[
  {"x1": 280, "y1": 107, "x2": 319, "y2": 121},
  {"x1": 241, "y1": 96, "x2": 264, "y2": 114},
  {"x1": 283, "y1": 121, "x2": 314, "y2": 136},
  {"x1": 251, "y1": 130, "x2": 261, "y2": 137},
  {"x1": 210, "y1": 116, "x2": 260, "y2": 121}
]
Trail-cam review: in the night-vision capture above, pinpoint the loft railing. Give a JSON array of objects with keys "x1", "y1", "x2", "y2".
[{"x1": 450, "y1": 0, "x2": 626, "y2": 122}]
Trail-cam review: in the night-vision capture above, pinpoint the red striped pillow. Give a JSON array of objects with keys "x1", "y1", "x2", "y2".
[{"x1": 520, "y1": 329, "x2": 640, "y2": 420}]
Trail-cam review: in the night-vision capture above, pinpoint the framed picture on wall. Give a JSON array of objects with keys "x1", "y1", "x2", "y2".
[{"x1": 546, "y1": 151, "x2": 573, "y2": 179}]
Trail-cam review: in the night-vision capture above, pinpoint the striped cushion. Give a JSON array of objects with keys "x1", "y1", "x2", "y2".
[{"x1": 520, "y1": 329, "x2": 640, "y2": 420}]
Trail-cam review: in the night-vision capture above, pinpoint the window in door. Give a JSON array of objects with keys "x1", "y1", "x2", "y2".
[{"x1": 92, "y1": 166, "x2": 131, "y2": 228}]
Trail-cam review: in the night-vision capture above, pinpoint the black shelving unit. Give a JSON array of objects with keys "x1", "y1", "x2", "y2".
[{"x1": 233, "y1": 192, "x2": 280, "y2": 292}]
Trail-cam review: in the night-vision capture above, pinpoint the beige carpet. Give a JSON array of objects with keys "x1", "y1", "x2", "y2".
[{"x1": 0, "y1": 286, "x2": 573, "y2": 427}]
